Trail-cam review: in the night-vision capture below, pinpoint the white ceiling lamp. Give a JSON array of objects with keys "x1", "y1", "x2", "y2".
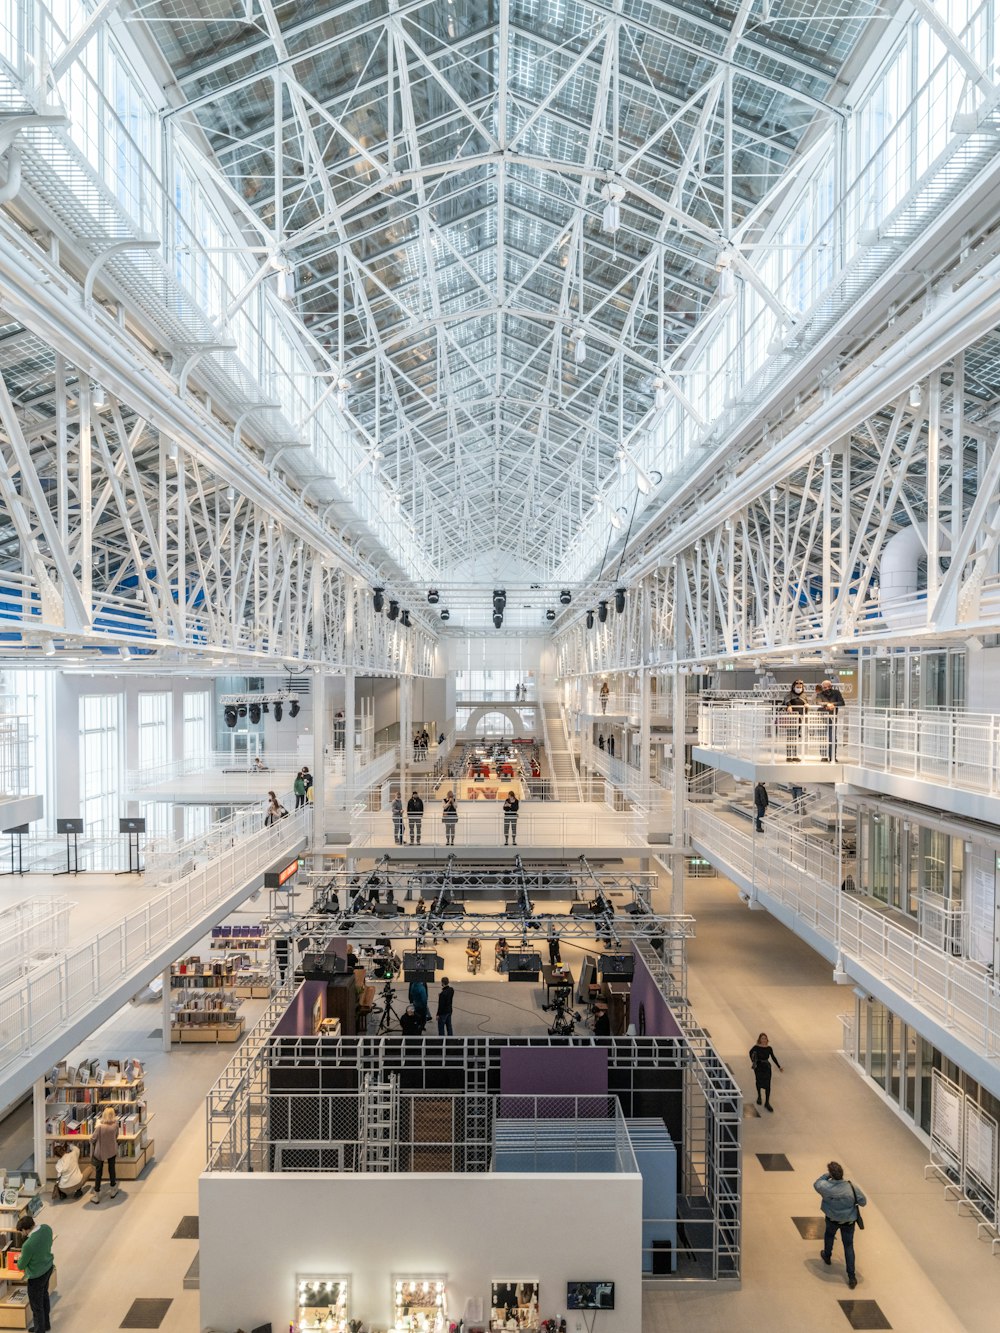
[
  {"x1": 276, "y1": 267, "x2": 295, "y2": 302},
  {"x1": 652, "y1": 377, "x2": 668, "y2": 410},
  {"x1": 573, "y1": 329, "x2": 587, "y2": 364},
  {"x1": 908, "y1": 384, "x2": 922, "y2": 408},
  {"x1": 91, "y1": 383, "x2": 108, "y2": 411},
  {"x1": 615, "y1": 447, "x2": 628, "y2": 476},
  {"x1": 717, "y1": 264, "x2": 736, "y2": 301},
  {"x1": 609, "y1": 506, "x2": 627, "y2": 530},
  {"x1": 600, "y1": 180, "x2": 626, "y2": 234},
  {"x1": 335, "y1": 377, "x2": 350, "y2": 410}
]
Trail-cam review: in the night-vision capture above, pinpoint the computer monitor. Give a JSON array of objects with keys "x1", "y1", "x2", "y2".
[{"x1": 566, "y1": 1281, "x2": 615, "y2": 1310}]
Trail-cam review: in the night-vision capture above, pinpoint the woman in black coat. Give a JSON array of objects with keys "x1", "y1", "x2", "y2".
[{"x1": 749, "y1": 1032, "x2": 783, "y2": 1111}]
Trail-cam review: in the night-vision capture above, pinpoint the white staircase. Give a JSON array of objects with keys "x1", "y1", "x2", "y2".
[{"x1": 540, "y1": 696, "x2": 583, "y2": 801}]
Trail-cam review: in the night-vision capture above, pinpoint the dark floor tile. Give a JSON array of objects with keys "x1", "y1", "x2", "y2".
[
  {"x1": 791, "y1": 1216, "x2": 827, "y2": 1238},
  {"x1": 756, "y1": 1152, "x2": 793, "y2": 1171},
  {"x1": 146, "y1": 1029, "x2": 162, "y2": 1039},
  {"x1": 839, "y1": 1299, "x2": 892, "y2": 1330},
  {"x1": 120, "y1": 1298, "x2": 173, "y2": 1328},
  {"x1": 172, "y1": 1215, "x2": 199, "y2": 1239},
  {"x1": 183, "y1": 1253, "x2": 199, "y2": 1291}
]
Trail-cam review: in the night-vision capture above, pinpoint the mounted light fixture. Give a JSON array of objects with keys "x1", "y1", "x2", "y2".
[
  {"x1": 238, "y1": 705, "x2": 247, "y2": 718},
  {"x1": 493, "y1": 588, "x2": 506, "y2": 613},
  {"x1": 600, "y1": 180, "x2": 627, "y2": 234},
  {"x1": 493, "y1": 611, "x2": 503, "y2": 629},
  {"x1": 401, "y1": 609, "x2": 411, "y2": 628},
  {"x1": 440, "y1": 609, "x2": 450, "y2": 621},
  {"x1": 609, "y1": 507, "x2": 626, "y2": 531},
  {"x1": 276, "y1": 267, "x2": 295, "y2": 302},
  {"x1": 334, "y1": 376, "x2": 350, "y2": 411},
  {"x1": 289, "y1": 699, "x2": 300, "y2": 719},
  {"x1": 387, "y1": 600, "x2": 399, "y2": 621},
  {"x1": 598, "y1": 600, "x2": 608, "y2": 623},
  {"x1": 249, "y1": 702, "x2": 261, "y2": 725},
  {"x1": 545, "y1": 609, "x2": 556, "y2": 621},
  {"x1": 91, "y1": 383, "x2": 108, "y2": 411},
  {"x1": 908, "y1": 384, "x2": 922, "y2": 408},
  {"x1": 652, "y1": 377, "x2": 668, "y2": 410},
  {"x1": 427, "y1": 589, "x2": 439, "y2": 604},
  {"x1": 615, "y1": 587, "x2": 626, "y2": 614},
  {"x1": 224, "y1": 706, "x2": 238, "y2": 729},
  {"x1": 373, "y1": 587, "x2": 385, "y2": 612},
  {"x1": 273, "y1": 701, "x2": 283, "y2": 722},
  {"x1": 717, "y1": 265, "x2": 736, "y2": 301},
  {"x1": 586, "y1": 609, "x2": 595, "y2": 629},
  {"x1": 559, "y1": 590, "x2": 571, "y2": 605},
  {"x1": 572, "y1": 329, "x2": 587, "y2": 364}
]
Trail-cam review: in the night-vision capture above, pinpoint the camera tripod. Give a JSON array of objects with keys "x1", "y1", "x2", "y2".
[
  {"x1": 545, "y1": 986, "x2": 581, "y2": 1037},
  {"x1": 376, "y1": 979, "x2": 403, "y2": 1034}
]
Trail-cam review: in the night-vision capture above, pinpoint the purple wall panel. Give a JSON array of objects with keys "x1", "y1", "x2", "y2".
[
  {"x1": 273, "y1": 979, "x2": 327, "y2": 1036},
  {"x1": 628, "y1": 949, "x2": 682, "y2": 1037},
  {"x1": 500, "y1": 1046, "x2": 608, "y2": 1095}
]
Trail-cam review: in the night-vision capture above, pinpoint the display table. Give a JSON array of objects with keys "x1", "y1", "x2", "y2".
[
  {"x1": 0, "y1": 1267, "x2": 57, "y2": 1329},
  {"x1": 506, "y1": 952, "x2": 543, "y2": 982},
  {"x1": 540, "y1": 965, "x2": 574, "y2": 1001}
]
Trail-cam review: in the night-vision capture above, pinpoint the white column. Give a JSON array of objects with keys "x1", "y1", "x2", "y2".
[
  {"x1": 399, "y1": 674, "x2": 412, "y2": 794},
  {"x1": 312, "y1": 671, "x2": 328, "y2": 863},
  {"x1": 671, "y1": 564, "x2": 686, "y2": 915},
  {"x1": 32, "y1": 1076, "x2": 46, "y2": 1180},
  {"x1": 162, "y1": 966, "x2": 172, "y2": 1053},
  {"x1": 344, "y1": 669, "x2": 356, "y2": 802}
]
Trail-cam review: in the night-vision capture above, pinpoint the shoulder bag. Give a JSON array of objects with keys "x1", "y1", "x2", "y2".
[{"x1": 850, "y1": 1182, "x2": 865, "y2": 1229}]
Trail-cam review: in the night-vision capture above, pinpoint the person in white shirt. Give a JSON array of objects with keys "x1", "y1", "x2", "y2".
[{"x1": 51, "y1": 1142, "x2": 94, "y2": 1201}]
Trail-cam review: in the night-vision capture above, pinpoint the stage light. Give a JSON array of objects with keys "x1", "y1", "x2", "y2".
[
  {"x1": 493, "y1": 612, "x2": 503, "y2": 629},
  {"x1": 289, "y1": 699, "x2": 300, "y2": 719},
  {"x1": 493, "y1": 588, "x2": 506, "y2": 612},
  {"x1": 387, "y1": 600, "x2": 399, "y2": 621},
  {"x1": 261, "y1": 702, "x2": 269, "y2": 714},
  {"x1": 401, "y1": 609, "x2": 411, "y2": 628},
  {"x1": 238, "y1": 705, "x2": 248, "y2": 718},
  {"x1": 559, "y1": 590, "x2": 571, "y2": 605},
  {"x1": 373, "y1": 587, "x2": 385, "y2": 612},
  {"x1": 249, "y1": 702, "x2": 261, "y2": 724},
  {"x1": 545, "y1": 609, "x2": 556, "y2": 621},
  {"x1": 598, "y1": 601, "x2": 608, "y2": 623},
  {"x1": 440, "y1": 609, "x2": 450, "y2": 621},
  {"x1": 427, "y1": 589, "x2": 439, "y2": 604},
  {"x1": 586, "y1": 610, "x2": 594, "y2": 629},
  {"x1": 615, "y1": 587, "x2": 626, "y2": 614},
  {"x1": 273, "y1": 701, "x2": 283, "y2": 722},
  {"x1": 224, "y1": 706, "x2": 238, "y2": 728}
]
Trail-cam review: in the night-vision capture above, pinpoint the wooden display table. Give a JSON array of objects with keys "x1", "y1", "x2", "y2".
[
  {"x1": 0, "y1": 1267, "x2": 57, "y2": 1329},
  {"x1": 171, "y1": 1018, "x2": 245, "y2": 1043}
]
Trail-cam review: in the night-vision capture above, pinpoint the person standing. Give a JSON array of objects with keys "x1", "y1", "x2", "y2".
[
  {"x1": 597, "y1": 733, "x2": 605, "y2": 751},
  {"x1": 408, "y1": 975, "x2": 430, "y2": 1026},
  {"x1": 749, "y1": 1032, "x2": 783, "y2": 1111},
  {"x1": 88, "y1": 1106, "x2": 120, "y2": 1203},
  {"x1": 437, "y1": 975, "x2": 455, "y2": 1036},
  {"x1": 753, "y1": 781, "x2": 769, "y2": 833},
  {"x1": 391, "y1": 789, "x2": 404, "y2": 844},
  {"x1": 502, "y1": 790, "x2": 519, "y2": 846},
  {"x1": 51, "y1": 1142, "x2": 93, "y2": 1201},
  {"x1": 293, "y1": 769, "x2": 307, "y2": 809},
  {"x1": 781, "y1": 679, "x2": 808, "y2": 761},
  {"x1": 407, "y1": 790, "x2": 424, "y2": 844},
  {"x1": 815, "y1": 1161, "x2": 866, "y2": 1289},
  {"x1": 442, "y1": 791, "x2": 458, "y2": 846},
  {"x1": 264, "y1": 791, "x2": 285, "y2": 826},
  {"x1": 16, "y1": 1213, "x2": 53, "y2": 1332},
  {"x1": 301, "y1": 766, "x2": 314, "y2": 801},
  {"x1": 816, "y1": 678, "x2": 845, "y2": 761},
  {"x1": 599, "y1": 680, "x2": 610, "y2": 713},
  {"x1": 608, "y1": 734, "x2": 615, "y2": 758}
]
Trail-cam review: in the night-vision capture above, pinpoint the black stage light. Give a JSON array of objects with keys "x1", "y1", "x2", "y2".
[
  {"x1": 559, "y1": 589, "x2": 572, "y2": 605},
  {"x1": 238, "y1": 704, "x2": 248, "y2": 717},
  {"x1": 493, "y1": 588, "x2": 506, "y2": 612},
  {"x1": 545, "y1": 609, "x2": 556, "y2": 621},
  {"x1": 261, "y1": 702, "x2": 269, "y2": 714},
  {"x1": 427, "y1": 589, "x2": 439, "y2": 604},
  {"x1": 289, "y1": 699, "x2": 300, "y2": 719},
  {"x1": 493, "y1": 612, "x2": 503, "y2": 629},
  {"x1": 249, "y1": 702, "x2": 261, "y2": 725},
  {"x1": 586, "y1": 610, "x2": 594, "y2": 629},
  {"x1": 401, "y1": 609, "x2": 411, "y2": 627},
  {"x1": 387, "y1": 600, "x2": 399, "y2": 621},
  {"x1": 273, "y1": 701, "x2": 283, "y2": 722},
  {"x1": 598, "y1": 600, "x2": 608, "y2": 623},
  {"x1": 440, "y1": 609, "x2": 450, "y2": 621},
  {"x1": 224, "y1": 706, "x2": 238, "y2": 728},
  {"x1": 615, "y1": 587, "x2": 626, "y2": 614},
  {"x1": 373, "y1": 587, "x2": 384, "y2": 612}
]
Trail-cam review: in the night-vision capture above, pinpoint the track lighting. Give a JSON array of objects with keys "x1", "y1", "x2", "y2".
[
  {"x1": 545, "y1": 609, "x2": 556, "y2": 621},
  {"x1": 440, "y1": 609, "x2": 450, "y2": 621},
  {"x1": 586, "y1": 610, "x2": 595, "y2": 629},
  {"x1": 401, "y1": 609, "x2": 411, "y2": 628},
  {"x1": 615, "y1": 587, "x2": 626, "y2": 614},
  {"x1": 373, "y1": 587, "x2": 384, "y2": 612},
  {"x1": 387, "y1": 600, "x2": 399, "y2": 621},
  {"x1": 289, "y1": 699, "x2": 300, "y2": 719},
  {"x1": 427, "y1": 589, "x2": 439, "y2": 604},
  {"x1": 559, "y1": 590, "x2": 571, "y2": 605},
  {"x1": 598, "y1": 601, "x2": 608, "y2": 624}
]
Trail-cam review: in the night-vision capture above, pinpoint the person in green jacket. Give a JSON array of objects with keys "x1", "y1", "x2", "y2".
[
  {"x1": 17, "y1": 1213, "x2": 53, "y2": 1332},
  {"x1": 293, "y1": 769, "x2": 307, "y2": 809}
]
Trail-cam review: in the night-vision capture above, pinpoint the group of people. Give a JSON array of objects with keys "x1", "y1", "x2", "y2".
[
  {"x1": 513, "y1": 682, "x2": 530, "y2": 701},
  {"x1": 596, "y1": 732, "x2": 616, "y2": 757},
  {"x1": 401, "y1": 975, "x2": 455, "y2": 1035},
  {"x1": 389, "y1": 788, "x2": 520, "y2": 845},
  {"x1": 293, "y1": 766, "x2": 314, "y2": 807},
  {"x1": 412, "y1": 728, "x2": 431, "y2": 754},
  {"x1": 781, "y1": 678, "x2": 845, "y2": 761},
  {"x1": 749, "y1": 1033, "x2": 867, "y2": 1288}
]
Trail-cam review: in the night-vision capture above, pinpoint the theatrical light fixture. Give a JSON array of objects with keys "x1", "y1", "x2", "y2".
[
  {"x1": 224, "y1": 706, "x2": 238, "y2": 729},
  {"x1": 440, "y1": 609, "x2": 450, "y2": 621},
  {"x1": 238, "y1": 705, "x2": 247, "y2": 718},
  {"x1": 545, "y1": 609, "x2": 556, "y2": 621},
  {"x1": 289, "y1": 699, "x2": 300, "y2": 719},
  {"x1": 373, "y1": 587, "x2": 385, "y2": 612},
  {"x1": 586, "y1": 609, "x2": 595, "y2": 629},
  {"x1": 493, "y1": 612, "x2": 504, "y2": 629},
  {"x1": 273, "y1": 701, "x2": 283, "y2": 722},
  {"x1": 615, "y1": 587, "x2": 626, "y2": 614},
  {"x1": 427, "y1": 589, "x2": 439, "y2": 604},
  {"x1": 493, "y1": 588, "x2": 506, "y2": 612},
  {"x1": 559, "y1": 590, "x2": 572, "y2": 605},
  {"x1": 249, "y1": 703, "x2": 261, "y2": 725},
  {"x1": 401, "y1": 609, "x2": 411, "y2": 628},
  {"x1": 387, "y1": 600, "x2": 399, "y2": 621},
  {"x1": 598, "y1": 600, "x2": 609, "y2": 623}
]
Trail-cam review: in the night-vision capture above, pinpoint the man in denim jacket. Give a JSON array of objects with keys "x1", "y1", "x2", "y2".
[{"x1": 815, "y1": 1160, "x2": 867, "y2": 1289}]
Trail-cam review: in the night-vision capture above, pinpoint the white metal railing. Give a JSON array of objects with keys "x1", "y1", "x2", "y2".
[
  {"x1": 0, "y1": 899, "x2": 74, "y2": 990},
  {"x1": 582, "y1": 691, "x2": 638, "y2": 716},
  {"x1": 144, "y1": 791, "x2": 296, "y2": 883},
  {"x1": 350, "y1": 803, "x2": 647, "y2": 848},
  {"x1": 456, "y1": 689, "x2": 536, "y2": 703},
  {"x1": 688, "y1": 801, "x2": 1000, "y2": 1063},
  {"x1": 0, "y1": 806, "x2": 309, "y2": 1075},
  {"x1": 127, "y1": 751, "x2": 311, "y2": 791},
  {"x1": 329, "y1": 748, "x2": 398, "y2": 809},
  {"x1": 0, "y1": 715, "x2": 30, "y2": 795},
  {"x1": 698, "y1": 699, "x2": 844, "y2": 763}
]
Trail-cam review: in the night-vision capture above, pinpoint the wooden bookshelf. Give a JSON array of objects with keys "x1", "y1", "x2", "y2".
[
  {"x1": 44, "y1": 1069, "x2": 153, "y2": 1181},
  {"x1": 0, "y1": 1184, "x2": 56, "y2": 1329}
]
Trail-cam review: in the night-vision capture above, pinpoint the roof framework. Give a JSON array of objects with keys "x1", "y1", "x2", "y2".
[{"x1": 139, "y1": 0, "x2": 879, "y2": 620}]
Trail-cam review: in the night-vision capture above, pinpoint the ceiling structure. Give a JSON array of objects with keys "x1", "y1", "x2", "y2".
[{"x1": 133, "y1": 0, "x2": 880, "y2": 629}]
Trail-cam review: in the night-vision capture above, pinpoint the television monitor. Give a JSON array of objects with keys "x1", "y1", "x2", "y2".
[{"x1": 566, "y1": 1282, "x2": 615, "y2": 1310}]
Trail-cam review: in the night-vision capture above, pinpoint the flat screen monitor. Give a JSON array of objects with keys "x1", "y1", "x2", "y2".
[
  {"x1": 119, "y1": 817, "x2": 146, "y2": 834},
  {"x1": 598, "y1": 954, "x2": 634, "y2": 980},
  {"x1": 566, "y1": 1282, "x2": 615, "y2": 1310},
  {"x1": 56, "y1": 818, "x2": 83, "y2": 835}
]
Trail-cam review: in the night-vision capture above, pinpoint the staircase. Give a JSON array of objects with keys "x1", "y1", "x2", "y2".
[{"x1": 540, "y1": 697, "x2": 582, "y2": 801}]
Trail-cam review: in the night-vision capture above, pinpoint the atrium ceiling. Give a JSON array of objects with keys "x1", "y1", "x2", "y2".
[{"x1": 136, "y1": 0, "x2": 881, "y2": 627}]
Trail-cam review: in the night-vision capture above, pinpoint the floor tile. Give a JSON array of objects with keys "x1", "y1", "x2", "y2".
[
  {"x1": 120, "y1": 1297, "x2": 173, "y2": 1328},
  {"x1": 791, "y1": 1216, "x2": 826, "y2": 1238},
  {"x1": 838, "y1": 1299, "x2": 892, "y2": 1329},
  {"x1": 183, "y1": 1253, "x2": 200, "y2": 1290},
  {"x1": 146, "y1": 1029, "x2": 162, "y2": 1039},
  {"x1": 756, "y1": 1152, "x2": 793, "y2": 1171},
  {"x1": 171, "y1": 1215, "x2": 199, "y2": 1239}
]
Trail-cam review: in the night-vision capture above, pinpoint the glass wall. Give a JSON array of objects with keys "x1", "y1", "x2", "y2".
[
  {"x1": 862, "y1": 648, "x2": 967, "y2": 710},
  {"x1": 183, "y1": 690, "x2": 212, "y2": 759},
  {"x1": 79, "y1": 694, "x2": 123, "y2": 833}
]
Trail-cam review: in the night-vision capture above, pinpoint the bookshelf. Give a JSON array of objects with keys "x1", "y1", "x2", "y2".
[
  {"x1": 0, "y1": 1178, "x2": 55, "y2": 1330},
  {"x1": 170, "y1": 994, "x2": 245, "y2": 1043},
  {"x1": 44, "y1": 1061, "x2": 154, "y2": 1182},
  {"x1": 173, "y1": 954, "x2": 271, "y2": 1001}
]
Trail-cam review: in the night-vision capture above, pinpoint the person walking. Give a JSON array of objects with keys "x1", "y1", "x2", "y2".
[
  {"x1": 16, "y1": 1213, "x2": 53, "y2": 1332},
  {"x1": 753, "y1": 781, "x2": 769, "y2": 833},
  {"x1": 607, "y1": 734, "x2": 615, "y2": 758},
  {"x1": 51, "y1": 1142, "x2": 93, "y2": 1201},
  {"x1": 749, "y1": 1032, "x2": 783, "y2": 1111},
  {"x1": 293, "y1": 769, "x2": 307, "y2": 809},
  {"x1": 407, "y1": 790, "x2": 424, "y2": 844},
  {"x1": 502, "y1": 790, "x2": 519, "y2": 846},
  {"x1": 597, "y1": 733, "x2": 605, "y2": 751},
  {"x1": 88, "y1": 1106, "x2": 120, "y2": 1203},
  {"x1": 264, "y1": 790, "x2": 285, "y2": 826},
  {"x1": 815, "y1": 1161, "x2": 866, "y2": 1288},
  {"x1": 408, "y1": 975, "x2": 430, "y2": 1026},
  {"x1": 442, "y1": 791, "x2": 458, "y2": 847},
  {"x1": 599, "y1": 680, "x2": 610, "y2": 713},
  {"x1": 816, "y1": 678, "x2": 845, "y2": 761},
  {"x1": 437, "y1": 975, "x2": 455, "y2": 1036},
  {"x1": 391, "y1": 789, "x2": 404, "y2": 844},
  {"x1": 781, "y1": 679, "x2": 808, "y2": 761}
]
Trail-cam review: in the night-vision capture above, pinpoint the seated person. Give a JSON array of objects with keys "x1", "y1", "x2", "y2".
[
  {"x1": 466, "y1": 938, "x2": 481, "y2": 962},
  {"x1": 399, "y1": 1005, "x2": 425, "y2": 1036},
  {"x1": 415, "y1": 896, "x2": 426, "y2": 916},
  {"x1": 593, "y1": 1002, "x2": 612, "y2": 1037},
  {"x1": 51, "y1": 1142, "x2": 93, "y2": 1201}
]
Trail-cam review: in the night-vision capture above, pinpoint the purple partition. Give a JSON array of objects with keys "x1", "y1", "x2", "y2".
[
  {"x1": 273, "y1": 980, "x2": 327, "y2": 1036},
  {"x1": 628, "y1": 948, "x2": 682, "y2": 1037},
  {"x1": 500, "y1": 1046, "x2": 608, "y2": 1095}
]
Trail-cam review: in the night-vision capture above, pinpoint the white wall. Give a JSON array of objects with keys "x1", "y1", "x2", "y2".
[{"x1": 200, "y1": 1171, "x2": 642, "y2": 1332}]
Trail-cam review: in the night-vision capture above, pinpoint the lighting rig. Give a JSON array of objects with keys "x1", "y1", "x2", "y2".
[{"x1": 221, "y1": 690, "x2": 301, "y2": 727}]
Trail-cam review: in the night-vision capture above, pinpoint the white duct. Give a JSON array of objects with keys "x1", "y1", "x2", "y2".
[{"x1": 878, "y1": 523, "x2": 947, "y2": 627}]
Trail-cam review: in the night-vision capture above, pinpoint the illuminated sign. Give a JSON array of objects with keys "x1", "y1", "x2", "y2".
[{"x1": 264, "y1": 857, "x2": 300, "y2": 888}]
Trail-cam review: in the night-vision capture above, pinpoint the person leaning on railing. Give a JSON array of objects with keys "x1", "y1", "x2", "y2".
[{"x1": 781, "y1": 680, "x2": 808, "y2": 761}]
